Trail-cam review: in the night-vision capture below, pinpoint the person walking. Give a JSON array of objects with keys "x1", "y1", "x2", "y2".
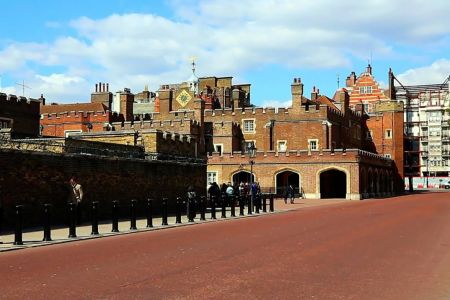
[
  {"x1": 69, "y1": 176, "x2": 84, "y2": 224},
  {"x1": 288, "y1": 184, "x2": 295, "y2": 204}
]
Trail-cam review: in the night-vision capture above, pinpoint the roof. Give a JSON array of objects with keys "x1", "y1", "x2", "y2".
[
  {"x1": 315, "y1": 95, "x2": 338, "y2": 110},
  {"x1": 41, "y1": 102, "x2": 108, "y2": 114}
]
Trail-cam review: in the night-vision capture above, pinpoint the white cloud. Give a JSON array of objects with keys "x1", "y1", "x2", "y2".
[
  {"x1": 396, "y1": 59, "x2": 450, "y2": 85},
  {"x1": 0, "y1": 0, "x2": 449, "y2": 103},
  {"x1": 260, "y1": 99, "x2": 292, "y2": 108}
]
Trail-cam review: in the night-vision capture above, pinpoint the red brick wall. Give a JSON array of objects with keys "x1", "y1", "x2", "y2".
[
  {"x1": 41, "y1": 112, "x2": 111, "y2": 137},
  {"x1": 0, "y1": 149, "x2": 206, "y2": 229}
]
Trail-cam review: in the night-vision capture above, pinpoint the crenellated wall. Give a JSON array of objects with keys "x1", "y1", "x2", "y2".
[{"x1": 0, "y1": 93, "x2": 40, "y2": 138}]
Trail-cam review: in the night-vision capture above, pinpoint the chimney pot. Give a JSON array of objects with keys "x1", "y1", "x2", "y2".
[
  {"x1": 95, "y1": 83, "x2": 98, "y2": 92},
  {"x1": 106, "y1": 83, "x2": 109, "y2": 92}
]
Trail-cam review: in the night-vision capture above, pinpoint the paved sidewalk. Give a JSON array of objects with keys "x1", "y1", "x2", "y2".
[{"x1": 0, "y1": 198, "x2": 347, "y2": 252}]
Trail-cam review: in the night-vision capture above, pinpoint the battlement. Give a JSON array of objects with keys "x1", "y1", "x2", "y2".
[
  {"x1": 42, "y1": 110, "x2": 109, "y2": 119},
  {"x1": 159, "y1": 130, "x2": 193, "y2": 144},
  {"x1": 112, "y1": 118, "x2": 201, "y2": 131},
  {"x1": 204, "y1": 104, "x2": 340, "y2": 119},
  {"x1": 0, "y1": 93, "x2": 41, "y2": 105},
  {"x1": 208, "y1": 148, "x2": 392, "y2": 164}
]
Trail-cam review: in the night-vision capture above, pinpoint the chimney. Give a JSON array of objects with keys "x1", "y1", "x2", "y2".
[
  {"x1": 102, "y1": 83, "x2": 106, "y2": 92},
  {"x1": 106, "y1": 83, "x2": 109, "y2": 92},
  {"x1": 337, "y1": 88, "x2": 350, "y2": 115},
  {"x1": 346, "y1": 72, "x2": 357, "y2": 87},
  {"x1": 120, "y1": 88, "x2": 134, "y2": 122},
  {"x1": 39, "y1": 94, "x2": 46, "y2": 105},
  {"x1": 99, "y1": 82, "x2": 102, "y2": 92},
  {"x1": 291, "y1": 77, "x2": 304, "y2": 109},
  {"x1": 388, "y1": 68, "x2": 396, "y2": 100},
  {"x1": 95, "y1": 83, "x2": 98, "y2": 93},
  {"x1": 311, "y1": 86, "x2": 318, "y2": 101}
]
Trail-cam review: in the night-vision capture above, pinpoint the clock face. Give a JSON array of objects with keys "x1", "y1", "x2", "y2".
[{"x1": 176, "y1": 89, "x2": 192, "y2": 107}]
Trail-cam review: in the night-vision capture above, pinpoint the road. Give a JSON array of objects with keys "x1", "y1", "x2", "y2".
[{"x1": 1, "y1": 192, "x2": 450, "y2": 299}]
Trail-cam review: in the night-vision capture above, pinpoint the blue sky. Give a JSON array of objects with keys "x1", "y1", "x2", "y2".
[{"x1": 1, "y1": 0, "x2": 450, "y2": 106}]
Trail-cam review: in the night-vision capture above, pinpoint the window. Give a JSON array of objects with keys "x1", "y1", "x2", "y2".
[
  {"x1": 308, "y1": 139, "x2": 318, "y2": 150},
  {"x1": 385, "y1": 129, "x2": 392, "y2": 139},
  {"x1": 359, "y1": 86, "x2": 372, "y2": 94},
  {"x1": 277, "y1": 140, "x2": 287, "y2": 152},
  {"x1": 244, "y1": 140, "x2": 255, "y2": 151},
  {"x1": 242, "y1": 119, "x2": 255, "y2": 133},
  {"x1": 0, "y1": 119, "x2": 12, "y2": 129},
  {"x1": 207, "y1": 172, "x2": 217, "y2": 185},
  {"x1": 384, "y1": 154, "x2": 392, "y2": 159},
  {"x1": 366, "y1": 130, "x2": 373, "y2": 140},
  {"x1": 214, "y1": 144, "x2": 223, "y2": 155}
]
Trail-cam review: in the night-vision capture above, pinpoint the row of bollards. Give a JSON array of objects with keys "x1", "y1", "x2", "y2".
[{"x1": 9, "y1": 194, "x2": 275, "y2": 245}]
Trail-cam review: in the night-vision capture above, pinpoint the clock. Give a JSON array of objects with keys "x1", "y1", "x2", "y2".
[{"x1": 176, "y1": 89, "x2": 192, "y2": 107}]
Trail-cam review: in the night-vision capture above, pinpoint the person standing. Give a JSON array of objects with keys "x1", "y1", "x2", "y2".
[
  {"x1": 288, "y1": 184, "x2": 295, "y2": 204},
  {"x1": 187, "y1": 185, "x2": 197, "y2": 220},
  {"x1": 69, "y1": 176, "x2": 84, "y2": 224}
]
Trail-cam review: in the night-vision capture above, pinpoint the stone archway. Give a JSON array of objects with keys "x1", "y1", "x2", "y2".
[
  {"x1": 319, "y1": 169, "x2": 347, "y2": 199},
  {"x1": 232, "y1": 171, "x2": 255, "y2": 185},
  {"x1": 275, "y1": 170, "x2": 301, "y2": 197}
]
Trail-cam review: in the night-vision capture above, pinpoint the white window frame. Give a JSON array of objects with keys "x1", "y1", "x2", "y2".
[
  {"x1": 242, "y1": 118, "x2": 256, "y2": 133},
  {"x1": 207, "y1": 171, "x2": 218, "y2": 185},
  {"x1": 384, "y1": 153, "x2": 392, "y2": 159},
  {"x1": 213, "y1": 143, "x2": 224, "y2": 155},
  {"x1": 308, "y1": 139, "x2": 319, "y2": 151},
  {"x1": 277, "y1": 140, "x2": 287, "y2": 152},
  {"x1": 385, "y1": 129, "x2": 392, "y2": 139},
  {"x1": 359, "y1": 86, "x2": 372, "y2": 94}
]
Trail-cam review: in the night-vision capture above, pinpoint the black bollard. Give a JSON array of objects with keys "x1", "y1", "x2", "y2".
[
  {"x1": 262, "y1": 194, "x2": 267, "y2": 213},
  {"x1": 247, "y1": 195, "x2": 252, "y2": 215},
  {"x1": 175, "y1": 197, "x2": 182, "y2": 224},
  {"x1": 91, "y1": 201, "x2": 99, "y2": 235},
  {"x1": 255, "y1": 194, "x2": 260, "y2": 214},
  {"x1": 230, "y1": 195, "x2": 236, "y2": 217},
  {"x1": 111, "y1": 200, "x2": 119, "y2": 232},
  {"x1": 130, "y1": 199, "x2": 137, "y2": 230},
  {"x1": 211, "y1": 195, "x2": 217, "y2": 219},
  {"x1": 43, "y1": 203, "x2": 52, "y2": 241},
  {"x1": 162, "y1": 198, "x2": 168, "y2": 225},
  {"x1": 200, "y1": 196, "x2": 206, "y2": 221},
  {"x1": 146, "y1": 198, "x2": 153, "y2": 228},
  {"x1": 239, "y1": 195, "x2": 245, "y2": 216},
  {"x1": 13, "y1": 205, "x2": 23, "y2": 245},
  {"x1": 269, "y1": 194, "x2": 274, "y2": 212},
  {"x1": 68, "y1": 202, "x2": 77, "y2": 238},
  {"x1": 188, "y1": 197, "x2": 195, "y2": 223},
  {"x1": 221, "y1": 193, "x2": 227, "y2": 218}
]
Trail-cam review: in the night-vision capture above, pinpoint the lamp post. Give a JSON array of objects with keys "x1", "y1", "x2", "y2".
[{"x1": 247, "y1": 144, "x2": 257, "y2": 213}]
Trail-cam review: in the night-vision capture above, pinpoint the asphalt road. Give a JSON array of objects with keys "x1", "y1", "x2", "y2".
[{"x1": 1, "y1": 192, "x2": 450, "y2": 300}]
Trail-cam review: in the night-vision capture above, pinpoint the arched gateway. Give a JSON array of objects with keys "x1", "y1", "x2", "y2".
[{"x1": 319, "y1": 169, "x2": 347, "y2": 199}]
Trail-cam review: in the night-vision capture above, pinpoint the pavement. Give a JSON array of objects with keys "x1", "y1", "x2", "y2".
[
  {"x1": 0, "y1": 198, "x2": 347, "y2": 251},
  {"x1": 1, "y1": 192, "x2": 449, "y2": 300}
]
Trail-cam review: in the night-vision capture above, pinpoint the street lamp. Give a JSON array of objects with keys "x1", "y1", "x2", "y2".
[{"x1": 247, "y1": 144, "x2": 257, "y2": 213}]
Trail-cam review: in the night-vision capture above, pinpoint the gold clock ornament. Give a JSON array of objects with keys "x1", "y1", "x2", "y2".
[{"x1": 176, "y1": 89, "x2": 192, "y2": 107}]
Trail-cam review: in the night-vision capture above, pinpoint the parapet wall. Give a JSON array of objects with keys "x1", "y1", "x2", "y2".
[
  {"x1": 112, "y1": 119, "x2": 201, "y2": 134},
  {"x1": 0, "y1": 93, "x2": 41, "y2": 138}
]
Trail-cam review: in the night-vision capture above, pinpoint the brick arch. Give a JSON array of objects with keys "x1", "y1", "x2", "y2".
[
  {"x1": 316, "y1": 166, "x2": 350, "y2": 199},
  {"x1": 274, "y1": 168, "x2": 302, "y2": 196},
  {"x1": 230, "y1": 169, "x2": 256, "y2": 184}
]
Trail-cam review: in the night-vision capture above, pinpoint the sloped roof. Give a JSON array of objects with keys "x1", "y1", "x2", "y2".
[
  {"x1": 315, "y1": 95, "x2": 338, "y2": 110},
  {"x1": 41, "y1": 102, "x2": 108, "y2": 114}
]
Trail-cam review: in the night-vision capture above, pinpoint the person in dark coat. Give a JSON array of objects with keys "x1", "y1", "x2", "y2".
[{"x1": 187, "y1": 185, "x2": 197, "y2": 220}]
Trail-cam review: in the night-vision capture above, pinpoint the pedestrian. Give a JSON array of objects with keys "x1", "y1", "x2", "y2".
[
  {"x1": 68, "y1": 176, "x2": 84, "y2": 224},
  {"x1": 288, "y1": 184, "x2": 295, "y2": 204},
  {"x1": 208, "y1": 182, "x2": 221, "y2": 207},
  {"x1": 187, "y1": 185, "x2": 197, "y2": 220},
  {"x1": 226, "y1": 183, "x2": 234, "y2": 206},
  {"x1": 283, "y1": 185, "x2": 288, "y2": 204}
]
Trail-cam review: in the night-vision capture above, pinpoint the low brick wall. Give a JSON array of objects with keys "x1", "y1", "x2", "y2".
[{"x1": 0, "y1": 149, "x2": 206, "y2": 229}]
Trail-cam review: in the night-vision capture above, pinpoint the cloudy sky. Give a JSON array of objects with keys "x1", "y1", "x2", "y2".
[{"x1": 0, "y1": 0, "x2": 449, "y2": 106}]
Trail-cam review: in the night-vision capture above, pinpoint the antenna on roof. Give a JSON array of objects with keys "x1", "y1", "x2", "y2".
[
  {"x1": 190, "y1": 56, "x2": 197, "y2": 74},
  {"x1": 337, "y1": 73, "x2": 340, "y2": 89},
  {"x1": 15, "y1": 80, "x2": 32, "y2": 97}
]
